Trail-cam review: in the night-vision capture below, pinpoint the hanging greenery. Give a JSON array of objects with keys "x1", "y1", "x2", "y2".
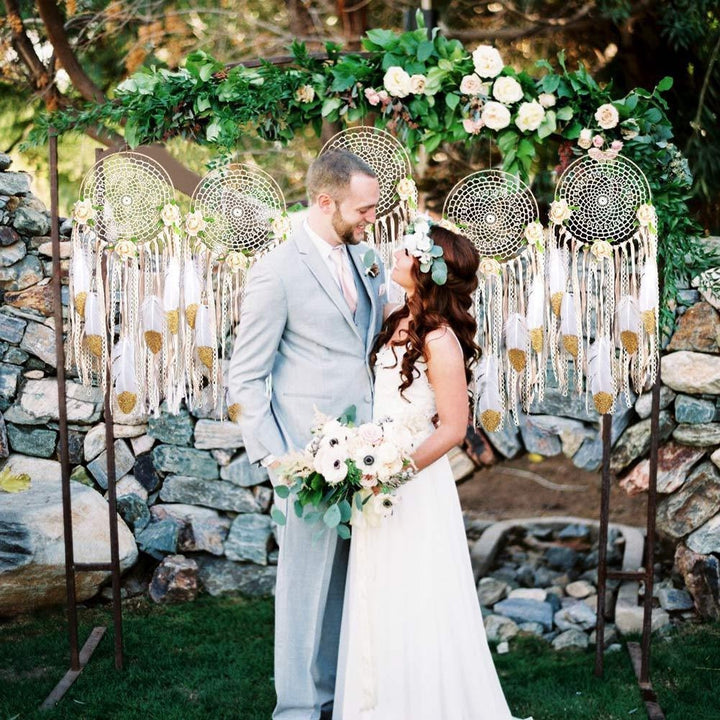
[{"x1": 25, "y1": 18, "x2": 715, "y2": 332}]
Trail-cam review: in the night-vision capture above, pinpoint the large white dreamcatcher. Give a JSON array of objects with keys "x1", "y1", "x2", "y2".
[
  {"x1": 69, "y1": 151, "x2": 176, "y2": 417},
  {"x1": 444, "y1": 170, "x2": 545, "y2": 433},
  {"x1": 548, "y1": 153, "x2": 658, "y2": 415},
  {"x1": 320, "y1": 126, "x2": 416, "y2": 289},
  {"x1": 189, "y1": 163, "x2": 288, "y2": 419}
]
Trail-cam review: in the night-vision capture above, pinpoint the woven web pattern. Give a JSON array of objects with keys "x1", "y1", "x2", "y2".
[
  {"x1": 443, "y1": 171, "x2": 538, "y2": 261},
  {"x1": 320, "y1": 127, "x2": 411, "y2": 218},
  {"x1": 80, "y1": 152, "x2": 173, "y2": 244},
  {"x1": 556, "y1": 155, "x2": 651, "y2": 244},
  {"x1": 192, "y1": 164, "x2": 285, "y2": 255}
]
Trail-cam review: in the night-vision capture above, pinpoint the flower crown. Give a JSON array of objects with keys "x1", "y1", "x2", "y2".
[{"x1": 402, "y1": 213, "x2": 456, "y2": 285}]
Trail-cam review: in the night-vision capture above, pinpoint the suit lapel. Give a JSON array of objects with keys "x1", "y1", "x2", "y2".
[
  {"x1": 294, "y1": 230, "x2": 362, "y2": 341},
  {"x1": 348, "y1": 244, "x2": 378, "y2": 351}
]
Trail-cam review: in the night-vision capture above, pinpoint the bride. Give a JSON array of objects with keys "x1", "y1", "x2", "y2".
[{"x1": 333, "y1": 218, "x2": 531, "y2": 720}]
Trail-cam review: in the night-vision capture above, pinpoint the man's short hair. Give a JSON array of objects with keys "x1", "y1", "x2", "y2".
[{"x1": 306, "y1": 150, "x2": 377, "y2": 203}]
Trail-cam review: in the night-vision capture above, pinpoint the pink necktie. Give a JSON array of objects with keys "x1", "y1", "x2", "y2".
[{"x1": 330, "y1": 246, "x2": 358, "y2": 314}]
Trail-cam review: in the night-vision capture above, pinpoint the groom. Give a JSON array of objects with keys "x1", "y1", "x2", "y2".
[{"x1": 227, "y1": 150, "x2": 385, "y2": 720}]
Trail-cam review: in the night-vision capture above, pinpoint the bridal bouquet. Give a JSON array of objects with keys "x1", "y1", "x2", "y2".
[{"x1": 271, "y1": 406, "x2": 417, "y2": 538}]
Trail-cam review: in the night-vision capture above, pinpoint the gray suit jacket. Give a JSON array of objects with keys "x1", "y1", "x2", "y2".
[{"x1": 227, "y1": 227, "x2": 386, "y2": 464}]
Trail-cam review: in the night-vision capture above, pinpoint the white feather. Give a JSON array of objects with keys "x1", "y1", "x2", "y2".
[
  {"x1": 83, "y1": 292, "x2": 103, "y2": 335},
  {"x1": 141, "y1": 295, "x2": 164, "y2": 333},
  {"x1": 526, "y1": 277, "x2": 544, "y2": 329},
  {"x1": 560, "y1": 292, "x2": 577, "y2": 335},
  {"x1": 73, "y1": 249, "x2": 91, "y2": 294},
  {"x1": 617, "y1": 295, "x2": 640, "y2": 333},
  {"x1": 639, "y1": 257, "x2": 659, "y2": 313},
  {"x1": 112, "y1": 337, "x2": 137, "y2": 395},
  {"x1": 548, "y1": 247, "x2": 567, "y2": 296},
  {"x1": 476, "y1": 355, "x2": 502, "y2": 411},
  {"x1": 195, "y1": 305, "x2": 214, "y2": 347},
  {"x1": 588, "y1": 336, "x2": 613, "y2": 396},
  {"x1": 184, "y1": 258, "x2": 202, "y2": 307},
  {"x1": 163, "y1": 257, "x2": 181, "y2": 311},
  {"x1": 505, "y1": 313, "x2": 529, "y2": 350}
]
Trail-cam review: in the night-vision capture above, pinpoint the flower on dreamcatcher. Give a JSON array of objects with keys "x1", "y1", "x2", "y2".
[
  {"x1": 396, "y1": 177, "x2": 417, "y2": 203},
  {"x1": 636, "y1": 203, "x2": 657, "y2": 229},
  {"x1": 160, "y1": 202, "x2": 182, "y2": 228},
  {"x1": 185, "y1": 210, "x2": 208, "y2": 237},
  {"x1": 225, "y1": 250, "x2": 250, "y2": 273},
  {"x1": 113, "y1": 238, "x2": 137, "y2": 260},
  {"x1": 478, "y1": 256, "x2": 502, "y2": 277},
  {"x1": 73, "y1": 199, "x2": 96, "y2": 226},
  {"x1": 548, "y1": 199, "x2": 572, "y2": 225},
  {"x1": 524, "y1": 221, "x2": 545, "y2": 251},
  {"x1": 271, "y1": 213, "x2": 292, "y2": 241},
  {"x1": 590, "y1": 240, "x2": 614, "y2": 260}
]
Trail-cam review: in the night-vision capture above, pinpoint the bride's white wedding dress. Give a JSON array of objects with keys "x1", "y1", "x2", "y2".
[{"x1": 333, "y1": 343, "x2": 530, "y2": 720}]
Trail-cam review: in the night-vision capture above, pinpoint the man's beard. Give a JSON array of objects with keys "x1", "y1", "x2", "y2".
[{"x1": 331, "y1": 207, "x2": 363, "y2": 245}]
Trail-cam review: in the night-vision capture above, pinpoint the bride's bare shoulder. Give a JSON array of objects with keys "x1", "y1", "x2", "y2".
[
  {"x1": 424, "y1": 326, "x2": 462, "y2": 359},
  {"x1": 383, "y1": 302, "x2": 403, "y2": 321}
]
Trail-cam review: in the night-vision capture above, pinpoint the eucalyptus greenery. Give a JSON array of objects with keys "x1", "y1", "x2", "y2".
[{"x1": 26, "y1": 17, "x2": 715, "y2": 330}]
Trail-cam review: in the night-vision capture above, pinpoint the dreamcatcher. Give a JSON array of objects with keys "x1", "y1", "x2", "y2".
[
  {"x1": 189, "y1": 163, "x2": 288, "y2": 419},
  {"x1": 444, "y1": 170, "x2": 545, "y2": 432},
  {"x1": 548, "y1": 154, "x2": 657, "y2": 415},
  {"x1": 69, "y1": 151, "x2": 176, "y2": 416},
  {"x1": 320, "y1": 126, "x2": 416, "y2": 293}
]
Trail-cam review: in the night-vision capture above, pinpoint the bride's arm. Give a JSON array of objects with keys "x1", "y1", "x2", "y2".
[{"x1": 410, "y1": 328, "x2": 468, "y2": 472}]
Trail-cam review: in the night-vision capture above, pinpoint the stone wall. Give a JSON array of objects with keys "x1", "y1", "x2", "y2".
[{"x1": 0, "y1": 156, "x2": 718, "y2": 618}]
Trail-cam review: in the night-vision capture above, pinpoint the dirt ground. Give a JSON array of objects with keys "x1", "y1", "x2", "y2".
[{"x1": 457, "y1": 452, "x2": 649, "y2": 527}]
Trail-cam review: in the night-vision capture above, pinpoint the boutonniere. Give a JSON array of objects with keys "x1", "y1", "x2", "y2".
[{"x1": 363, "y1": 249, "x2": 380, "y2": 278}]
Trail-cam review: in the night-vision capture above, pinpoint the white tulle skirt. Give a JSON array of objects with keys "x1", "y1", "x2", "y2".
[{"x1": 333, "y1": 454, "x2": 530, "y2": 720}]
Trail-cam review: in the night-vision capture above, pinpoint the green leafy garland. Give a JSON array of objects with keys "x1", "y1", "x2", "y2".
[{"x1": 28, "y1": 20, "x2": 714, "y2": 331}]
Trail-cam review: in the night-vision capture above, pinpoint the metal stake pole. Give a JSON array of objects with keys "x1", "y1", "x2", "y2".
[{"x1": 594, "y1": 413, "x2": 612, "y2": 677}]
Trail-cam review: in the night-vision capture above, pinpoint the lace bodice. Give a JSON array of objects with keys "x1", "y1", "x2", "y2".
[{"x1": 372, "y1": 344, "x2": 437, "y2": 434}]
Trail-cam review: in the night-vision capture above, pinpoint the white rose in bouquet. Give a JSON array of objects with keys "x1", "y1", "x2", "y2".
[
  {"x1": 595, "y1": 103, "x2": 619, "y2": 129},
  {"x1": 382, "y1": 421, "x2": 414, "y2": 453},
  {"x1": 384, "y1": 66, "x2": 412, "y2": 98},
  {"x1": 376, "y1": 442, "x2": 404, "y2": 478},
  {"x1": 515, "y1": 101, "x2": 545, "y2": 132},
  {"x1": 472, "y1": 45, "x2": 504, "y2": 78},
  {"x1": 481, "y1": 101, "x2": 511, "y2": 131},
  {"x1": 492, "y1": 76, "x2": 523, "y2": 104},
  {"x1": 357, "y1": 422, "x2": 383, "y2": 445}
]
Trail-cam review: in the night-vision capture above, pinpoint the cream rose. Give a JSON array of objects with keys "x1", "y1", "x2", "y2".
[
  {"x1": 492, "y1": 76, "x2": 523, "y2": 104},
  {"x1": 383, "y1": 66, "x2": 412, "y2": 98},
  {"x1": 636, "y1": 203, "x2": 657, "y2": 228},
  {"x1": 295, "y1": 84, "x2": 315, "y2": 103},
  {"x1": 113, "y1": 239, "x2": 136, "y2": 260},
  {"x1": 396, "y1": 178, "x2": 417, "y2": 202},
  {"x1": 538, "y1": 93, "x2": 556, "y2": 108},
  {"x1": 460, "y1": 73, "x2": 484, "y2": 96},
  {"x1": 549, "y1": 199, "x2": 572, "y2": 225},
  {"x1": 515, "y1": 101, "x2": 545, "y2": 132},
  {"x1": 524, "y1": 221, "x2": 544, "y2": 248},
  {"x1": 160, "y1": 203, "x2": 181, "y2": 227},
  {"x1": 73, "y1": 199, "x2": 95, "y2": 225},
  {"x1": 410, "y1": 74, "x2": 427, "y2": 94},
  {"x1": 478, "y1": 257, "x2": 502, "y2": 276},
  {"x1": 591, "y1": 240, "x2": 613, "y2": 260},
  {"x1": 225, "y1": 250, "x2": 250, "y2": 273},
  {"x1": 185, "y1": 211, "x2": 207, "y2": 237},
  {"x1": 472, "y1": 45, "x2": 504, "y2": 78},
  {"x1": 481, "y1": 101, "x2": 511, "y2": 131},
  {"x1": 578, "y1": 128, "x2": 593, "y2": 149},
  {"x1": 595, "y1": 103, "x2": 619, "y2": 129},
  {"x1": 271, "y1": 214, "x2": 292, "y2": 239}
]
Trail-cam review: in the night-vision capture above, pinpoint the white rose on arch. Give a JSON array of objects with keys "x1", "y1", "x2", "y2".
[
  {"x1": 481, "y1": 101, "x2": 511, "y2": 131},
  {"x1": 460, "y1": 73, "x2": 485, "y2": 96},
  {"x1": 383, "y1": 66, "x2": 412, "y2": 98},
  {"x1": 515, "y1": 101, "x2": 545, "y2": 132},
  {"x1": 295, "y1": 84, "x2": 315, "y2": 103},
  {"x1": 472, "y1": 45, "x2": 504, "y2": 78},
  {"x1": 595, "y1": 103, "x2": 620, "y2": 130},
  {"x1": 492, "y1": 76, "x2": 523, "y2": 104},
  {"x1": 538, "y1": 93, "x2": 556, "y2": 108}
]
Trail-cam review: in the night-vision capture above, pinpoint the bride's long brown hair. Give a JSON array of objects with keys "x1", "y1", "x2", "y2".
[{"x1": 370, "y1": 225, "x2": 481, "y2": 402}]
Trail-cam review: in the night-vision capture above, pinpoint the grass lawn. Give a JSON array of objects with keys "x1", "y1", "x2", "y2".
[{"x1": 1, "y1": 595, "x2": 718, "y2": 720}]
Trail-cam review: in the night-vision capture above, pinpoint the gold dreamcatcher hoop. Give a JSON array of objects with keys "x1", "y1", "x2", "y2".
[
  {"x1": 444, "y1": 170, "x2": 544, "y2": 432},
  {"x1": 549, "y1": 153, "x2": 656, "y2": 415}
]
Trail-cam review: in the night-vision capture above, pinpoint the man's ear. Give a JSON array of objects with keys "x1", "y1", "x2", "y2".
[{"x1": 316, "y1": 192, "x2": 335, "y2": 215}]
